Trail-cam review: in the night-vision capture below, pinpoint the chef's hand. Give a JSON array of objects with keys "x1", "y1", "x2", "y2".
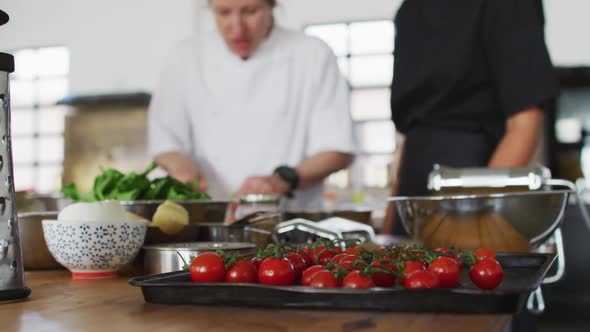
[
  {"x1": 154, "y1": 152, "x2": 208, "y2": 192},
  {"x1": 224, "y1": 175, "x2": 287, "y2": 225},
  {"x1": 237, "y1": 174, "x2": 289, "y2": 197}
]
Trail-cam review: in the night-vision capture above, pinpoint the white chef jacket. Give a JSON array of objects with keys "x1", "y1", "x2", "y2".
[{"x1": 148, "y1": 26, "x2": 356, "y2": 210}]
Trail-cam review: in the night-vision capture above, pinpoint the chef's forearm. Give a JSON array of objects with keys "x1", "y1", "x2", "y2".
[
  {"x1": 154, "y1": 152, "x2": 206, "y2": 187},
  {"x1": 488, "y1": 108, "x2": 543, "y2": 168},
  {"x1": 294, "y1": 152, "x2": 354, "y2": 190},
  {"x1": 381, "y1": 137, "x2": 405, "y2": 234}
]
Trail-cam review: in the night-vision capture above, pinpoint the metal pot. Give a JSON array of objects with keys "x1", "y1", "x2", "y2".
[
  {"x1": 143, "y1": 242, "x2": 256, "y2": 275},
  {"x1": 16, "y1": 211, "x2": 63, "y2": 270}
]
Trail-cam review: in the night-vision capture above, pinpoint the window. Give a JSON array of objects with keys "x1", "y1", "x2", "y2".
[
  {"x1": 10, "y1": 46, "x2": 70, "y2": 193},
  {"x1": 305, "y1": 20, "x2": 396, "y2": 188}
]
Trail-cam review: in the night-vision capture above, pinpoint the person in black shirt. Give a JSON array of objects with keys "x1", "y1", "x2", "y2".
[
  {"x1": 384, "y1": 3, "x2": 558, "y2": 330},
  {"x1": 383, "y1": 0, "x2": 559, "y2": 233}
]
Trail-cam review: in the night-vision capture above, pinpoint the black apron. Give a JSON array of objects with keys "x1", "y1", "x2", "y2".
[
  {"x1": 393, "y1": 126, "x2": 499, "y2": 236},
  {"x1": 397, "y1": 126, "x2": 499, "y2": 197}
]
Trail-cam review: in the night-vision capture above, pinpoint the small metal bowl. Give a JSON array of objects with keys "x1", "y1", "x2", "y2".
[
  {"x1": 389, "y1": 189, "x2": 571, "y2": 252},
  {"x1": 143, "y1": 242, "x2": 256, "y2": 275}
]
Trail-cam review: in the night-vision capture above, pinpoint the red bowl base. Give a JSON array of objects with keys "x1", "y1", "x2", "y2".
[{"x1": 71, "y1": 271, "x2": 118, "y2": 279}]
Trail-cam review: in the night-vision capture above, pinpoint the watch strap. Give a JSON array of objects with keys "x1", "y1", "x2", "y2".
[{"x1": 274, "y1": 165, "x2": 299, "y2": 197}]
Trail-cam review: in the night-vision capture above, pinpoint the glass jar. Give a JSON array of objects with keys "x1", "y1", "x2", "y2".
[{"x1": 235, "y1": 194, "x2": 282, "y2": 220}]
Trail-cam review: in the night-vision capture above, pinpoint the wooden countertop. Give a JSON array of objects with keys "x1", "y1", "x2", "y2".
[{"x1": 1, "y1": 271, "x2": 511, "y2": 332}]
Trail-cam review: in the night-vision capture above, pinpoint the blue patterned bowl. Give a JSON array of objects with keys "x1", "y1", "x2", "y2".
[{"x1": 42, "y1": 218, "x2": 148, "y2": 279}]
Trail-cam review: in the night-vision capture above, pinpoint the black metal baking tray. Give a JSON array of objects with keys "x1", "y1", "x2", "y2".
[{"x1": 129, "y1": 253, "x2": 556, "y2": 314}]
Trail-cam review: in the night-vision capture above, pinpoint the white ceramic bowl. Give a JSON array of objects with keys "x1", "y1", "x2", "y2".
[{"x1": 42, "y1": 218, "x2": 148, "y2": 279}]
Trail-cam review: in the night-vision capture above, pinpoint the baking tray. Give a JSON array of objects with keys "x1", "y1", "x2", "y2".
[{"x1": 129, "y1": 253, "x2": 555, "y2": 314}]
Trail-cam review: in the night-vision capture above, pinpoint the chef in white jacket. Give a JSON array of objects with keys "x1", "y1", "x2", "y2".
[{"x1": 148, "y1": 0, "x2": 355, "y2": 210}]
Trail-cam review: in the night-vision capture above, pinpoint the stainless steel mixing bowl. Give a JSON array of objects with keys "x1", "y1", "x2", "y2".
[
  {"x1": 120, "y1": 200, "x2": 229, "y2": 224},
  {"x1": 389, "y1": 190, "x2": 571, "y2": 252},
  {"x1": 16, "y1": 192, "x2": 73, "y2": 213}
]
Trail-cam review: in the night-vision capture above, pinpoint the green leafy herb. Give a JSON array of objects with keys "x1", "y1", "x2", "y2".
[{"x1": 61, "y1": 161, "x2": 211, "y2": 202}]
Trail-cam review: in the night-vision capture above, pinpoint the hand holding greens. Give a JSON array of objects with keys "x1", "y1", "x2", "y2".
[{"x1": 61, "y1": 162, "x2": 211, "y2": 201}]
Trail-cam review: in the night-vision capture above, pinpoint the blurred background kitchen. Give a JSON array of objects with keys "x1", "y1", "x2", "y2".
[
  {"x1": 1, "y1": 0, "x2": 589, "y2": 328},
  {"x1": 0, "y1": 0, "x2": 589, "y2": 218}
]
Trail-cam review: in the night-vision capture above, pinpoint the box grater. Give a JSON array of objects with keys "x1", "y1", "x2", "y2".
[{"x1": 0, "y1": 9, "x2": 31, "y2": 301}]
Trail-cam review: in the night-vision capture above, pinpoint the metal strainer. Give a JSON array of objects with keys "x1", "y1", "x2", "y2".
[{"x1": 389, "y1": 164, "x2": 590, "y2": 314}]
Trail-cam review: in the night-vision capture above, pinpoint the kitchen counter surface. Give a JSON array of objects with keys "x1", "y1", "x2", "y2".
[{"x1": 1, "y1": 270, "x2": 511, "y2": 332}]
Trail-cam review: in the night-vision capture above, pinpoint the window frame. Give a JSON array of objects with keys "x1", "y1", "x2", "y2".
[
  {"x1": 9, "y1": 45, "x2": 70, "y2": 193},
  {"x1": 304, "y1": 19, "x2": 396, "y2": 189}
]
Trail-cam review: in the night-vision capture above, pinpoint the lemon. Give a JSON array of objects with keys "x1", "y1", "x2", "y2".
[{"x1": 151, "y1": 201, "x2": 189, "y2": 235}]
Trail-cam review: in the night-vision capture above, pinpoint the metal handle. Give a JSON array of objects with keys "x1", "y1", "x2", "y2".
[
  {"x1": 243, "y1": 226, "x2": 273, "y2": 236},
  {"x1": 545, "y1": 178, "x2": 590, "y2": 233},
  {"x1": 428, "y1": 164, "x2": 551, "y2": 191},
  {"x1": 541, "y1": 228, "x2": 566, "y2": 284},
  {"x1": 527, "y1": 286, "x2": 546, "y2": 314}
]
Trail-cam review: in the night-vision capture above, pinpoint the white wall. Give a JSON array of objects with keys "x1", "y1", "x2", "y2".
[
  {"x1": 0, "y1": 0, "x2": 196, "y2": 95},
  {"x1": 198, "y1": 0, "x2": 590, "y2": 66},
  {"x1": 194, "y1": 0, "x2": 402, "y2": 31},
  {"x1": 0, "y1": 0, "x2": 588, "y2": 95},
  {"x1": 544, "y1": 0, "x2": 590, "y2": 66},
  {"x1": 271, "y1": 0, "x2": 590, "y2": 67}
]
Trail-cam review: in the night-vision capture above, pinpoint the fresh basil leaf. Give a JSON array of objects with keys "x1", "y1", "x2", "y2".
[{"x1": 61, "y1": 183, "x2": 80, "y2": 201}]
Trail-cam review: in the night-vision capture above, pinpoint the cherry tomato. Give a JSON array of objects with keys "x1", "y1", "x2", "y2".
[
  {"x1": 297, "y1": 250, "x2": 313, "y2": 268},
  {"x1": 189, "y1": 252, "x2": 225, "y2": 283},
  {"x1": 434, "y1": 248, "x2": 463, "y2": 268},
  {"x1": 330, "y1": 253, "x2": 349, "y2": 264},
  {"x1": 301, "y1": 248, "x2": 316, "y2": 263},
  {"x1": 250, "y1": 257, "x2": 263, "y2": 269},
  {"x1": 399, "y1": 260, "x2": 426, "y2": 284},
  {"x1": 226, "y1": 259, "x2": 257, "y2": 283},
  {"x1": 469, "y1": 258, "x2": 504, "y2": 290},
  {"x1": 258, "y1": 257, "x2": 296, "y2": 286},
  {"x1": 410, "y1": 258, "x2": 428, "y2": 268},
  {"x1": 455, "y1": 257, "x2": 464, "y2": 270},
  {"x1": 403, "y1": 270, "x2": 439, "y2": 289},
  {"x1": 301, "y1": 265, "x2": 326, "y2": 286},
  {"x1": 315, "y1": 247, "x2": 336, "y2": 266},
  {"x1": 309, "y1": 270, "x2": 340, "y2": 288},
  {"x1": 330, "y1": 254, "x2": 361, "y2": 271},
  {"x1": 434, "y1": 248, "x2": 451, "y2": 255},
  {"x1": 342, "y1": 271, "x2": 375, "y2": 289},
  {"x1": 435, "y1": 248, "x2": 458, "y2": 260},
  {"x1": 302, "y1": 247, "x2": 335, "y2": 265},
  {"x1": 370, "y1": 259, "x2": 397, "y2": 287},
  {"x1": 427, "y1": 256, "x2": 460, "y2": 288},
  {"x1": 345, "y1": 246, "x2": 363, "y2": 256},
  {"x1": 284, "y1": 252, "x2": 307, "y2": 279},
  {"x1": 399, "y1": 252, "x2": 428, "y2": 268},
  {"x1": 474, "y1": 247, "x2": 497, "y2": 261}
]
